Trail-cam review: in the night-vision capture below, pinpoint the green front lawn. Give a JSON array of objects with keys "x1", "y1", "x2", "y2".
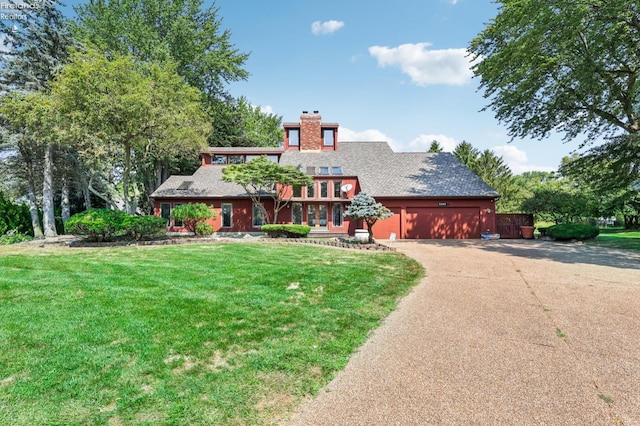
[
  {"x1": 587, "y1": 228, "x2": 640, "y2": 251},
  {"x1": 0, "y1": 243, "x2": 423, "y2": 425}
]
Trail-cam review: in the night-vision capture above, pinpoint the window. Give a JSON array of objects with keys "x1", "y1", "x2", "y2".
[
  {"x1": 212, "y1": 155, "x2": 227, "y2": 165},
  {"x1": 307, "y1": 183, "x2": 315, "y2": 198},
  {"x1": 292, "y1": 185, "x2": 302, "y2": 198},
  {"x1": 323, "y1": 128, "x2": 334, "y2": 146},
  {"x1": 221, "y1": 203, "x2": 232, "y2": 228},
  {"x1": 333, "y1": 204, "x2": 343, "y2": 227},
  {"x1": 160, "y1": 203, "x2": 171, "y2": 226},
  {"x1": 173, "y1": 203, "x2": 183, "y2": 227},
  {"x1": 334, "y1": 181, "x2": 342, "y2": 198},
  {"x1": 229, "y1": 155, "x2": 244, "y2": 164},
  {"x1": 288, "y1": 128, "x2": 299, "y2": 146},
  {"x1": 331, "y1": 166, "x2": 343, "y2": 175},
  {"x1": 292, "y1": 203, "x2": 303, "y2": 225},
  {"x1": 318, "y1": 166, "x2": 330, "y2": 175},
  {"x1": 252, "y1": 204, "x2": 265, "y2": 227},
  {"x1": 246, "y1": 154, "x2": 279, "y2": 163},
  {"x1": 306, "y1": 166, "x2": 316, "y2": 175},
  {"x1": 320, "y1": 181, "x2": 328, "y2": 198},
  {"x1": 307, "y1": 205, "x2": 317, "y2": 227}
]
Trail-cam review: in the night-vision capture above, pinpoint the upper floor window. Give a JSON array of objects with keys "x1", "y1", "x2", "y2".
[
  {"x1": 288, "y1": 128, "x2": 300, "y2": 146},
  {"x1": 320, "y1": 181, "x2": 329, "y2": 198},
  {"x1": 307, "y1": 184, "x2": 315, "y2": 198},
  {"x1": 212, "y1": 155, "x2": 227, "y2": 165},
  {"x1": 229, "y1": 155, "x2": 244, "y2": 164},
  {"x1": 319, "y1": 167, "x2": 330, "y2": 175},
  {"x1": 333, "y1": 181, "x2": 342, "y2": 198},
  {"x1": 331, "y1": 166, "x2": 343, "y2": 175},
  {"x1": 322, "y1": 128, "x2": 334, "y2": 146},
  {"x1": 292, "y1": 185, "x2": 302, "y2": 198}
]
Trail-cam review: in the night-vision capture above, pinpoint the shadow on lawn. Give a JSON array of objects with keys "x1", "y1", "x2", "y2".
[{"x1": 393, "y1": 239, "x2": 640, "y2": 271}]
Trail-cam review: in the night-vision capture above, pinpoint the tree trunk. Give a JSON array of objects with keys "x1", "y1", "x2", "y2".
[
  {"x1": 42, "y1": 144, "x2": 57, "y2": 237},
  {"x1": 24, "y1": 157, "x2": 44, "y2": 239},
  {"x1": 61, "y1": 176, "x2": 71, "y2": 226}
]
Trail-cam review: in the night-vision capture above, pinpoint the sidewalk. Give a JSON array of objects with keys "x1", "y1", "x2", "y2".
[{"x1": 288, "y1": 240, "x2": 640, "y2": 425}]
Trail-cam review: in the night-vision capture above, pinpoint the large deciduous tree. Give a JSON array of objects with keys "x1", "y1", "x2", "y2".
[
  {"x1": 221, "y1": 156, "x2": 313, "y2": 224},
  {"x1": 52, "y1": 48, "x2": 211, "y2": 214},
  {"x1": 470, "y1": 1, "x2": 640, "y2": 147},
  {"x1": 344, "y1": 193, "x2": 393, "y2": 244}
]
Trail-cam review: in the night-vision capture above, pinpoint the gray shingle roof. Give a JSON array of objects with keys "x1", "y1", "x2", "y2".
[
  {"x1": 151, "y1": 167, "x2": 249, "y2": 199},
  {"x1": 280, "y1": 142, "x2": 499, "y2": 198},
  {"x1": 151, "y1": 141, "x2": 499, "y2": 199}
]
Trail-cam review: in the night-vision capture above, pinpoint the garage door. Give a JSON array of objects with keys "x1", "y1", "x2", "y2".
[{"x1": 405, "y1": 208, "x2": 480, "y2": 239}]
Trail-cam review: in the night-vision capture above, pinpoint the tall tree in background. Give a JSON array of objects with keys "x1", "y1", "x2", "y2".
[
  {"x1": 74, "y1": 0, "x2": 251, "y2": 151},
  {"x1": 453, "y1": 141, "x2": 520, "y2": 212},
  {"x1": 427, "y1": 140, "x2": 443, "y2": 153},
  {"x1": 469, "y1": 1, "x2": 640, "y2": 166},
  {"x1": 210, "y1": 97, "x2": 283, "y2": 147},
  {"x1": 0, "y1": 0, "x2": 76, "y2": 237}
]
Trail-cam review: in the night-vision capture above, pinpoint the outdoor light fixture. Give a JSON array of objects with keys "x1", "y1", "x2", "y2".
[{"x1": 486, "y1": 208, "x2": 492, "y2": 214}]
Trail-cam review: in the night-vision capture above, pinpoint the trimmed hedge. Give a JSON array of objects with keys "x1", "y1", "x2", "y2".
[
  {"x1": 66, "y1": 209, "x2": 167, "y2": 241},
  {"x1": 261, "y1": 224, "x2": 311, "y2": 238},
  {"x1": 123, "y1": 215, "x2": 167, "y2": 241},
  {"x1": 546, "y1": 223, "x2": 600, "y2": 241}
]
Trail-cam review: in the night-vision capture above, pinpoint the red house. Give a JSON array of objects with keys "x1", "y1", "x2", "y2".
[{"x1": 151, "y1": 111, "x2": 499, "y2": 239}]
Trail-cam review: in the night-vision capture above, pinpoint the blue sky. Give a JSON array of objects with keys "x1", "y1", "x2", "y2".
[
  {"x1": 215, "y1": 0, "x2": 577, "y2": 174},
  {"x1": 3, "y1": 0, "x2": 579, "y2": 173}
]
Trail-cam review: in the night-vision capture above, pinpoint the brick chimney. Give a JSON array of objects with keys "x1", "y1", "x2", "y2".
[{"x1": 300, "y1": 110, "x2": 322, "y2": 151}]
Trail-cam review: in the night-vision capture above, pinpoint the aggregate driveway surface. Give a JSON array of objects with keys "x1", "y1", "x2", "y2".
[{"x1": 288, "y1": 240, "x2": 640, "y2": 425}]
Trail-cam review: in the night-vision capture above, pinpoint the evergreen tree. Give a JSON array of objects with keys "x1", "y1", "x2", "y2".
[{"x1": 427, "y1": 140, "x2": 444, "y2": 153}]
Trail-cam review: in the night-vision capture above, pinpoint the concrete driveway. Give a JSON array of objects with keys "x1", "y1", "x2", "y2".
[{"x1": 289, "y1": 240, "x2": 640, "y2": 425}]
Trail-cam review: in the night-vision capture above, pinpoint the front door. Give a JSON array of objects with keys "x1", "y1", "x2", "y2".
[{"x1": 307, "y1": 204, "x2": 328, "y2": 229}]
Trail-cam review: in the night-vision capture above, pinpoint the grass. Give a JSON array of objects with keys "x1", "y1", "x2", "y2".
[
  {"x1": 0, "y1": 242, "x2": 423, "y2": 425},
  {"x1": 586, "y1": 228, "x2": 640, "y2": 251}
]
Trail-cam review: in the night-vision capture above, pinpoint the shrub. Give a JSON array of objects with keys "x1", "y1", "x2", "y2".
[
  {"x1": 171, "y1": 203, "x2": 215, "y2": 234},
  {"x1": 546, "y1": 223, "x2": 600, "y2": 241},
  {"x1": 261, "y1": 224, "x2": 311, "y2": 238},
  {"x1": 65, "y1": 209, "x2": 130, "y2": 241},
  {"x1": 124, "y1": 215, "x2": 167, "y2": 241},
  {"x1": 195, "y1": 222, "x2": 214, "y2": 236},
  {"x1": 0, "y1": 192, "x2": 32, "y2": 236},
  {"x1": 0, "y1": 230, "x2": 33, "y2": 245}
]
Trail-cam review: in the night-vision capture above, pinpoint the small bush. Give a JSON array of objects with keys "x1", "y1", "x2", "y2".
[
  {"x1": 546, "y1": 223, "x2": 600, "y2": 241},
  {"x1": 124, "y1": 215, "x2": 167, "y2": 240},
  {"x1": 195, "y1": 222, "x2": 214, "y2": 236},
  {"x1": 0, "y1": 230, "x2": 33, "y2": 245},
  {"x1": 65, "y1": 209, "x2": 130, "y2": 241},
  {"x1": 261, "y1": 224, "x2": 311, "y2": 238},
  {"x1": 172, "y1": 203, "x2": 215, "y2": 234}
]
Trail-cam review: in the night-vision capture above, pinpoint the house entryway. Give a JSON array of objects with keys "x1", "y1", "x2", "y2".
[{"x1": 307, "y1": 204, "x2": 328, "y2": 229}]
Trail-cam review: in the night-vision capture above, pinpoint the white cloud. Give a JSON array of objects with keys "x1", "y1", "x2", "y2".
[
  {"x1": 409, "y1": 134, "x2": 457, "y2": 152},
  {"x1": 311, "y1": 20, "x2": 345, "y2": 35},
  {"x1": 492, "y1": 145, "x2": 556, "y2": 174},
  {"x1": 369, "y1": 42, "x2": 475, "y2": 86},
  {"x1": 338, "y1": 127, "x2": 401, "y2": 151},
  {"x1": 258, "y1": 105, "x2": 275, "y2": 114}
]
